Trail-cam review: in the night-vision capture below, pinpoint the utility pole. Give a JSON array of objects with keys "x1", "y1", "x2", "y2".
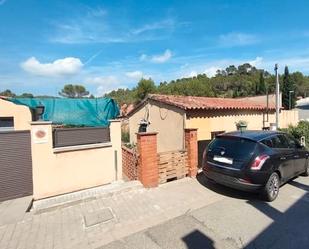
[{"x1": 275, "y1": 64, "x2": 280, "y2": 130}]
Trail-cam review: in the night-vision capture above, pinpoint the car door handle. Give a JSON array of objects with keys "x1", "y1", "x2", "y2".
[{"x1": 280, "y1": 156, "x2": 286, "y2": 160}]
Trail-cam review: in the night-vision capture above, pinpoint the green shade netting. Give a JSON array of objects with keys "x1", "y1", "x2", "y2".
[{"x1": 7, "y1": 97, "x2": 120, "y2": 127}]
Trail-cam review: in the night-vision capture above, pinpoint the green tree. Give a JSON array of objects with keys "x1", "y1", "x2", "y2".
[
  {"x1": 256, "y1": 71, "x2": 266, "y2": 95},
  {"x1": 59, "y1": 84, "x2": 90, "y2": 98},
  {"x1": 135, "y1": 78, "x2": 156, "y2": 102},
  {"x1": 105, "y1": 88, "x2": 136, "y2": 105},
  {"x1": 282, "y1": 66, "x2": 296, "y2": 109},
  {"x1": 291, "y1": 71, "x2": 309, "y2": 97},
  {"x1": 0, "y1": 89, "x2": 16, "y2": 97},
  {"x1": 238, "y1": 63, "x2": 252, "y2": 75},
  {"x1": 100, "y1": 63, "x2": 309, "y2": 106},
  {"x1": 226, "y1": 65, "x2": 237, "y2": 75},
  {"x1": 19, "y1": 93, "x2": 34, "y2": 98}
]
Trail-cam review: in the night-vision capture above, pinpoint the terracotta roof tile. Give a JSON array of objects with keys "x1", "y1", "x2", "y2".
[{"x1": 149, "y1": 94, "x2": 275, "y2": 111}]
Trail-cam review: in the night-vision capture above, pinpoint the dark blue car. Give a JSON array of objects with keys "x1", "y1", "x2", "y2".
[{"x1": 202, "y1": 130, "x2": 309, "y2": 201}]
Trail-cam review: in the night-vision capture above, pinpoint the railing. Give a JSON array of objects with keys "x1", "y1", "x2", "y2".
[{"x1": 53, "y1": 127, "x2": 110, "y2": 148}]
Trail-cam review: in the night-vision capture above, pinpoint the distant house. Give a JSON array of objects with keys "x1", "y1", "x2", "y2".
[
  {"x1": 296, "y1": 97, "x2": 309, "y2": 121},
  {"x1": 126, "y1": 94, "x2": 299, "y2": 166},
  {"x1": 0, "y1": 97, "x2": 32, "y2": 131}
]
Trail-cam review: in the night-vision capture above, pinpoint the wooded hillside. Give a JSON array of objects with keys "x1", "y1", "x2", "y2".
[{"x1": 106, "y1": 63, "x2": 309, "y2": 110}]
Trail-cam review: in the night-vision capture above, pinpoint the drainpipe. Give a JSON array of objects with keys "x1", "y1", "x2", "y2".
[{"x1": 183, "y1": 112, "x2": 187, "y2": 150}]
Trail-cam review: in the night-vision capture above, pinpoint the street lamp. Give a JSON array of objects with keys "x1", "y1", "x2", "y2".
[{"x1": 289, "y1": 90, "x2": 294, "y2": 110}]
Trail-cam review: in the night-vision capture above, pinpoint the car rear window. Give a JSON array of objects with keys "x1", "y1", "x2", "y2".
[{"x1": 208, "y1": 136, "x2": 257, "y2": 161}]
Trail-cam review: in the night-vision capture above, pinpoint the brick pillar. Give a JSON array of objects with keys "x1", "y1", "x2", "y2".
[
  {"x1": 136, "y1": 132, "x2": 158, "y2": 188},
  {"x1": 185, "y1": 128, "x2": 198, "y2": 177}
]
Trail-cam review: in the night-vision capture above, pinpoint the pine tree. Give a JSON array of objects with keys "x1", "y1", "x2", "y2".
[
  {"x1": 135, "y1": 78, "x2": 156, "y2": 102},
  {"x1": 59, "y1": 84, "x2": 90, "y2": 98},
  {"x1": 258, "y1": 71, "x2": 266, "y2": 94},
  {"x1": 282, "y1": 66, "x2": 296, "y2": 109}
]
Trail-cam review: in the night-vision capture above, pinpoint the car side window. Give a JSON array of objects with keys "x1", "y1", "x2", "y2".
[
  {"x1": 285, "y1": 134, "x2": 301, "y2": 149},
  {"x1": 271, "y1": 135, "x2": 289, "y2": 149},
  {"x1": 261, "y1": 138, "x2": 273, "y2": 148}
]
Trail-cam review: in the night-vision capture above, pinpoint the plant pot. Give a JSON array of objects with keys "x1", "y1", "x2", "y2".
[{"x1": 236, "y1": 124, "x2": 247, "y2": 131}]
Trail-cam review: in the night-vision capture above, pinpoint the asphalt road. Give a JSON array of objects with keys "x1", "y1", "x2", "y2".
[{"x1": 99, "y1": 173, "x2": 309, "y2": 249}]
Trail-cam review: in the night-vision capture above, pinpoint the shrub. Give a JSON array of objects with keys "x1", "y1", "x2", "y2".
[
  {"x1": 121, "y1": 131, "x2": 130, "y2": 143},
  {"x1": 281, "y1": 121, "x2": 309, "y2": 148}
]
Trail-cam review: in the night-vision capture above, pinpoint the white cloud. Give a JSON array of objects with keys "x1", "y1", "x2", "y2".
[
  {"x1": 50, "y1": 8, "x2": 173, "y2": 44},
  {"x1": 140, "y1": 49, "x2": 172, "y2": 64},
  {"x1": 125, "y1": 71, "x2": 144, "y2": 80},
  {"x1": 188, "y1": 71, "x2": 198, "y2": 77},
  {"x1": 262, "y1": 57, "x2": 309, "y2": 73},
  {"x1": 249, "y1": 57, "x2": 263, "y2": 67},
  {"x1": 131, "y1": 19, "x2": 175, "y2": 35},
  {"x1": 21, "y1": 57, "x2": 83, "y2": 77},
  {"x1": 204, "y1": 67, "x2": 220, "y2": 77},
  {"x1": 219, "y1": 32, "x2": 259, "y2": 47},
  {"x1": 181, "y1": 71, "x2": 198, "y2": 78},
  {"x1": 85, "y1": 75, "x2": 119, "y2": 85},
  {"x1": 85, "y1": 76, "x2": 126, "y2": 96},
  {"x1": 151, "y1": 49, "x2": 172, "y2": 63}
]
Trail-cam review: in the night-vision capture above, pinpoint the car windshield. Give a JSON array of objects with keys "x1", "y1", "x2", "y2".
[{"x1": 208, "y1": 136, "x2": 257, "y2": 161}]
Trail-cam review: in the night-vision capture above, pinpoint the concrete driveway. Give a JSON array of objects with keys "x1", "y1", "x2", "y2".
[{"x1": 101, "y1": 173, "x2": 309, "y2": 249}]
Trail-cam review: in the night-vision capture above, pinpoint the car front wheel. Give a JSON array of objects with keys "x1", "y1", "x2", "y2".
[
  {"x1": 301, "y1": 160, "x2": 309, "y2": 176},
  {"x1": 262, "y1": 172, "x2": 280, "y2": 202}
]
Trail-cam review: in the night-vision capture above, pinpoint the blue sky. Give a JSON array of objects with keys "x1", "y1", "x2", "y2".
[{"x1": 1, "y1": 0, "x2": 309, "y2": 96}]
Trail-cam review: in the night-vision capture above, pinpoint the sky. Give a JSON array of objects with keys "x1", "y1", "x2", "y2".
[{"x1": 1, "y1": 0, "x2": 309, "y2": 96}]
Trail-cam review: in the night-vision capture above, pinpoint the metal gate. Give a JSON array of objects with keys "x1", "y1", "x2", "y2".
[{"x1": 0, "y1": 131, "x2": 33, "y2": 202}]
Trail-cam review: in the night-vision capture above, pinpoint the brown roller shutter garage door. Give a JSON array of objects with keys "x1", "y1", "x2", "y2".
[{"x1": 0, "y1": 131, "x2": 33, "y2": 202}]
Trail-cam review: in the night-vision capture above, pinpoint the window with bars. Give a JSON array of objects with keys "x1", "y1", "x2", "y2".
[
  {"x1": 0, "y1": 117, "x2": 14, "y2": 131},
  {"x1": 211, "y1": 130, "x2": 225, "y2": 140}
]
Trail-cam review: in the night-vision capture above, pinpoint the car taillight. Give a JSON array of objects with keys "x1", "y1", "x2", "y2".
[{"x1": 251, "y1": 154, "x2": 270, "y2": 170}]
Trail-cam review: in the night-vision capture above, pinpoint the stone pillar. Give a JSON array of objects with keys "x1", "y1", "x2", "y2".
[
  {"x1": 185, "y1": 128, "x2": 198, "y2": 177},
  {"x1": 30, "y1": 121, "x2": 53, "y2": 200},
  {"x1": 109, "y1": 119, "x2": 123, "y2": 181},
  {"x1": 136, "y1": 132, "x2": 158, "y2": 188}
]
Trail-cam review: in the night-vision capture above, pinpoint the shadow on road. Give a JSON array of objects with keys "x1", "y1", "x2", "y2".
[
  {"x1": 289, "y1": 179, "x2": 309, "y2": 191},
  {"x1": 196, "y1": 172, "x2": 260, "y2": 200},
  {"x1": 196, "y1": 173, "x2": 309, "y2": 248},
  {"x1": 245, "y1": 191, "x2": 309, "y2": 248},
  {"x1": 182, "y1": 229, "x2": 215, "y2": 249}
]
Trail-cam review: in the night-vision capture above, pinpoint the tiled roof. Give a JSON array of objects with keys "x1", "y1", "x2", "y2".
[{"x1": 148, "y1": 94, "x2": 276, "y2": 111}]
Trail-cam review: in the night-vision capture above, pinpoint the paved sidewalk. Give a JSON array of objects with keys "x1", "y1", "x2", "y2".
[
  {"x1": 99, "y1": 175, "x2": 309, "y2": 249},
  {"x1": 0, "y1": 178, "x2": 224, "y2": 249},
  {"x1": 0, "y1": 196, "x2": 32, "y2": 227}
]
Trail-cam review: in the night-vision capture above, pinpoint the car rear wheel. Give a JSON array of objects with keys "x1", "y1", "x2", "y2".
[{"x1": 262, "y1": 172, "x2": 280, "y2": 202}]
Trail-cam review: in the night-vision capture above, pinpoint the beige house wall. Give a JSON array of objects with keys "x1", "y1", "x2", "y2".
[
  {"x1": 185, "y1": 110, "x2": 275, "y2": 141},
  {"x1": 279, "y1": 109, "x2": 299, "y2": 128},
  {"x1": 0, "y1": 99, "x2": 32, "y2": 130},
  {"x1": 129, "y1": 100, "x2": 185, "y2": 152},
  {"x1": 185, "y1": 109, "x2": 299, "y2": 141},
  {"x1": 31, "y1": 120, "x2": 122, "y2": 200}
]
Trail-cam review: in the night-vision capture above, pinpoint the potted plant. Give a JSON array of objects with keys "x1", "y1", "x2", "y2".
[{"x1": 235, "y1": 120, "x2": 248, "y2": 131}]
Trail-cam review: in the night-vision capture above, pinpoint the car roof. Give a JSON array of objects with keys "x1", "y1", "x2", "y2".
[{"x1": 218, "y1": 130, "x2": 285, "y2": 142}]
